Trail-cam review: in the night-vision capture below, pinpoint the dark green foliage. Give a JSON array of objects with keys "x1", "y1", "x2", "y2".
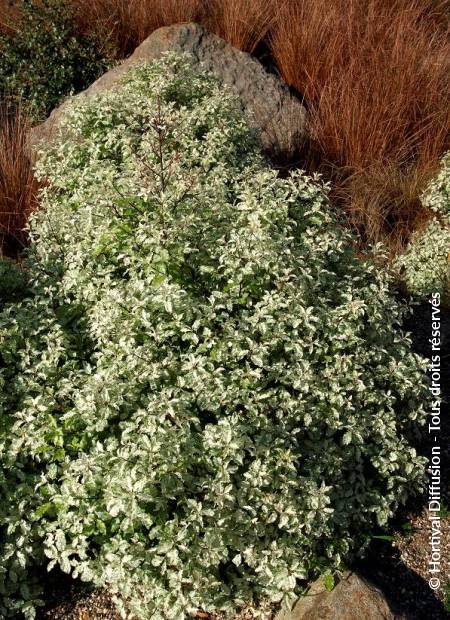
[
  {"x1": 0, "y1": 258, "x2": 26, "y2": 306},
  {"x1": 0, "y1": 0, "x2": 108, "y2": 119}
]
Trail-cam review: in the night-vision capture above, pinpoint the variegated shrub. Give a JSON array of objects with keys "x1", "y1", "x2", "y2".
[
  {"x1": 395, "y1": 152, "x2": 450, "y2": 303},
  {"x1": 0, "y1": 54, "x2": 428, "y2": 619}
]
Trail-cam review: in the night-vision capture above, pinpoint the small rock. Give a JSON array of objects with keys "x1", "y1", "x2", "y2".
[{"x1": 276, "y1": 572, "x2": 407, "y2": 620}]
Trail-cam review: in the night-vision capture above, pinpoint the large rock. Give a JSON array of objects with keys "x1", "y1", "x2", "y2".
[
  {"x1": 276, "y1": 572, "x2": 407, "y2": 620},
  {"x1": 30, "y1": 23, "x2": 307, "y2": 158}
]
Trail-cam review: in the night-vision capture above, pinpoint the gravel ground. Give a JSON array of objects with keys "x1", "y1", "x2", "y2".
[
  {"x1": 395, "y1": 506, "x2": 450, "y2": 609},
  {"x1": 38, "y1": 588, "x2": 277, "y2": 620},
  {"x1": 39, "y1": 589, "x2": 121, "y2": 620}
]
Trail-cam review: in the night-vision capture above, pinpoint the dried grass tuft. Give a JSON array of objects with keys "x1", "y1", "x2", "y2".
[
  {"x1": 72, "y1": 0, "x2": 204, "y2": 58},
  {"x1": 202, "y1": 0, "x2": 274, "y2": 53},
  {"x1": 0, "y1": 104, "x2": 40, "y2": 256},
  {"x1": 270, "y1": 0, "x2": 450, "y2": 247}
]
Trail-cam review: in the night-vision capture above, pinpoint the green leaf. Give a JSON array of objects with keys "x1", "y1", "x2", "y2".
[
  {"x1": 33, "y1": 503, "x2": 53, "y2": 520},
  {"x1": 323, "y1": 573, "x2": 335, "y2": 592}
]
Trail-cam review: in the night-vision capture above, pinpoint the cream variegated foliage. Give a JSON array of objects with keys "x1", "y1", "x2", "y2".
[
  {"x1": 423, "y1": 153, "x2": 450, "y2": 219},
  {"x1": 0, "y1": 54, "x2": 428, "y2": 619},
  {"x1": 396, "y1": 152, "x2": 450, "y2": 303}
]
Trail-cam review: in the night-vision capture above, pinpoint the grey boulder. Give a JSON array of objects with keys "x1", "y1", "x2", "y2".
[{"x1": 30, "y1": 23, "x2": 307, "y2": 158}]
